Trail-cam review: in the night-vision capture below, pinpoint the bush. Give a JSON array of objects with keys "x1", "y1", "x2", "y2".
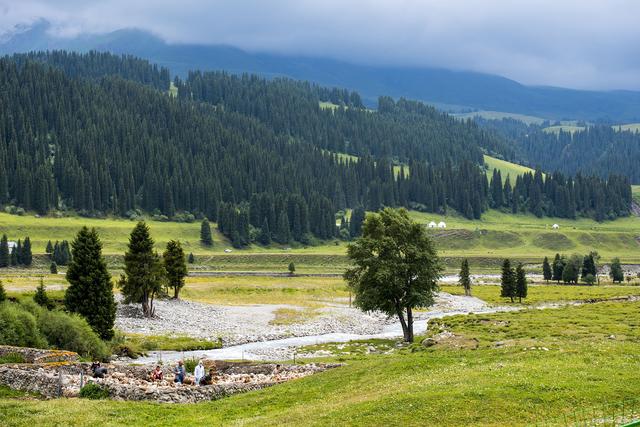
[
  {"x1": 0, "y1": 303, "x2": 47, "y2": 348},
  {"x1": 109, "y1": 331, "x2": 144, "y2": 359},
  {"x1": 583, "y1": 274, "x2": 596, "y2": 286},
  {"x1": 37, "y1": 310, "x2": 110, "y2": 360},
  {"x1": 184, "y1": 357, "x2": 198, "y2": 374},
  {"x1": 79, "y1": 382, "x2": 110, "y2": 399},
  {"x1": 0, "y1": 352, "x2": 26, "y2": 364}
]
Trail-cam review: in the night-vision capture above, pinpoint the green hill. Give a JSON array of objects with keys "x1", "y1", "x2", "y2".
[{"x1": 483, "y1": 155, "x2": 535, "y2": 183}]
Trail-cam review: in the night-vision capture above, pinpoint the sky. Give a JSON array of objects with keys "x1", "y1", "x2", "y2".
[{"x1": 1, "y1": 0, "x2": 640, "y2": 90}]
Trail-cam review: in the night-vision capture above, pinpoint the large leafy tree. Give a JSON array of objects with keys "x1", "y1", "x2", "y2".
[
  {"x1": 344, "y1": 208, "x2": 442, "y2": 342},
  {"x1": 65, "y1": 227, "x2": 116, "y2": 340},
  {"x1": 610, "y1": 258, "x2": 624, "y2": 283},
  {"x1": 119, "y1": 222, "x2": 165, "y2": 317},
  {"x1": 163, "y1": 240, "x2": 187, "y2": 299},
  {"x1": 459, "y1": 259, "x2": 472, "y2": 296}
]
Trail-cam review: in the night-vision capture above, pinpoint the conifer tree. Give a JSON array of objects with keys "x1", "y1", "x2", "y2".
[
  {"x1": 163, "y1": 240, "x2": 187, "y2": 299},
  {"x1": 46, "y1": 240, "x2": 53, "y2": 254},
  {"x1": 542, "y1": 256, "x2": 552, "y2": 283},
  {"x1": 200, "y1": 218, "x2": 213, "y2": 246},
  {"x1": 34, "y1": 279, "x2": 53, "y2": 310},
  {"x1": 552, "y1": 253, "x2": 565, "y2": 284},
  {"x1": 288, "y1": 262, "x2": 296, "y2": 275},
  {"x1": 65, "y1": 227, "x2": 116, "y2": 340},
  {"x1": 562, "y1": 255, "x2": 581, "y2": 284},
  {"x1": 22, "y1": 237, "x2": 32, "y2": 266},
  {"x1": 50, "y1": 262, "x2": 58, "y2": 274},
  {"x1": 581, "y1": 254, "x2": 596, "y2": 280},
  {"x1": 459, "y1": 259, "x2": 472, "y2": 296},
  {"x1": 515, "y1": 263, "x2": 528, "y2": 303},
  {"x1": 188, "y1": 252, "x2": 195, "y2": 264},
  {"x1": 500, "y1": 259, "x2": 516, "y2": 302},
  {"x1": 258, "y1": 218, "x2": 271, "y2": 245},
  {"x1": 610, "y1": 258, "x2": 624, "y2": 283},
  {"x1": 349, "y1": 206, "x2": 366, "y2": 238},
  {"x1": 119, "y1": 222, "x2": 165, "y2": 317},
  {"x1": 0, "y1": 234, "x2": 9, "y2": 268},
  {"x1": 14, "y1": 240, "x2": 22, "y2": 265}
]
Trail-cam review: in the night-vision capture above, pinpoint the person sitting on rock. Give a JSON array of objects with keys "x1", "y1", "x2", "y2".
[
  {"x1": 173, "y1": 361, "x2": 186, "y2": 384},
  {"x1": 91, "y1": 361, "x2": 108, "y2": 378},
  {"x1": 194, "y1": 360, "x2": 205, "y2": 386},
  {"x1": 150, "y1": 365, "x2": 163, "y2": 381},
  {"x1": 199, "y1": 368, "x2": 216, "y2": 386}
]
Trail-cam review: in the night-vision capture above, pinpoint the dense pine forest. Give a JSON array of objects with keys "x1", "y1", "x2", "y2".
[
  {"x1": 479, "y1": 118, "x2": 640, "y2": 184},
  {"x1": 0, "y1": 51, "x2": 633, "y2": 246}
]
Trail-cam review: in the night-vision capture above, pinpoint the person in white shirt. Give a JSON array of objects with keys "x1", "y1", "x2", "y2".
[{"x1": 194, "y1": 360, "x2": 205, "y2": 386}]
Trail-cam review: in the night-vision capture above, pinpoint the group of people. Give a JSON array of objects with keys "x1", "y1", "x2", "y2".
[{"x1": 150, "y1": 360, "x2": 216, "y2": 386}]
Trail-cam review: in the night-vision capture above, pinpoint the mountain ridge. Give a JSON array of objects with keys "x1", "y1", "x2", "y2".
[{"x1": 3, "y1": 20, "x2": 640, "y2": 122}]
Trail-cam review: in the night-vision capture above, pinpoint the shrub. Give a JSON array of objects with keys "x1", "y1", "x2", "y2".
[
  {"x1": 0, "y1": 280, "x2": 5, "y2": 302},
  {"x1": 109, "y1": 331, "x2": 144, "y2": 359},
  {"x1": 583, "y1": 274, "x2": 596, "y2": 286},
  {"x1": 184, "y1": 357, "x2": 198, "y2": 374},
  {"x1": 0, "y1": 352, "x2": 26, "y2": 364},
  {"x1": 79, "y1": 382, "x2": 110, "y2": 399},
  {"x1": 37, "y1": 310, "x2": 110, "y2": 360},
  {"x1": 0, "y1": 303, "x2": 47, "y2": 348}
]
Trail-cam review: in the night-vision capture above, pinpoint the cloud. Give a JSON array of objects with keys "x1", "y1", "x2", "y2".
[{"x1": 1, "y1": 0, "x2": 640, "y2": 90}]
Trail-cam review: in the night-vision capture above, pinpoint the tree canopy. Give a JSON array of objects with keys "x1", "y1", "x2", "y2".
[{"x1": 344, "y1": 208, "x2": 442, "y2": 342}]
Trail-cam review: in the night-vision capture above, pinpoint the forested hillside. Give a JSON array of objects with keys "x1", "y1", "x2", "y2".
[
  {"x1": 480, "y1": 118, "x2": 640, "y2": 183},
  {"x1": 0, "y1": 51, "x2": 632, "y2": 248}
]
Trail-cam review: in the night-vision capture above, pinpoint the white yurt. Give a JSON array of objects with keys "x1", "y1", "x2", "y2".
[
  {"x1": 552, "y1": 223, "x2": 560, "y2": 230},
  {"x1": 428, "y1": 221, "x2": 437, "y2": 228},
  {"x1": 437, "y1": 221, "x2": 447, "y2": 229}
]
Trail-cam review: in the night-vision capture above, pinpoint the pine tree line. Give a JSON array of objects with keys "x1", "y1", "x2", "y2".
[
  {"x1": 488, "y1": 168, "x2": 631, "y2": 221},
  {"x1": 0, "y1": 234, "x2": 32, "y2": 267}
]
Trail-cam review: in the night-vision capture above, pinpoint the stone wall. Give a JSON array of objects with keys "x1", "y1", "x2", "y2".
[{"x1": 0, "y1": 345, "x2": 79, "y2": 364}]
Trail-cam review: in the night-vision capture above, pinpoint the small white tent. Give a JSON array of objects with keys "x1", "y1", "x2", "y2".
[
  {"x1": 7, "y1": 241, "x2": 17, "y2": 254},
  {"x1": 428, "y1": 221, "x2": 437, "y2": 228},
  {"x1": 552, "y1": 224, "x2": 560, "y2": 230},
  {"x1": 437, "y1": 221, "x2": 447, "y2": 229}
]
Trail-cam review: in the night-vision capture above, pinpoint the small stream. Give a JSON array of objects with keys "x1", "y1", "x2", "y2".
[{"x1": 136, "y1": 306, "x2": 513, "y2": 364}]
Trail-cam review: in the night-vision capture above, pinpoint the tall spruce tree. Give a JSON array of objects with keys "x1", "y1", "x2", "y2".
[
  {"x1": 46, "y1": 240, "x2": 53, "y2": 254},
  {"x1": 515, "y1": 263, "x2": 528, "y2": 303},
  {"x1": 542, "y1": 256, "x2": 552, "y2": 283},
  {"x1": 163, "y1": 240, "x2": 187, "y2": 299},
  {"x1": 119, "y1": 222, "x2": 165, "y2": 317},
  {"x1": 562, "y1": 255, "x2": 581, "y2": 284},
  {"x1": 34, "y1": 279, "x2": 53, "y2": 310},
  {"x1": 64, "y1": 227, "x2": 116, "y2": 340},
  {"x1": 0, "y1": 235, "x2": 9, "y2": 268},
  {"x1": 581, "y1": 254, "x2": 596, "y2": 279},
  {"x1": 459, "y1": 259, "x2": 472, "y2": 296},
  {"x1": 258, "y1": 217, "x2": 271, "y2": 245},
  {"x1": 22, "y1": 237, "x2": 32, "y2": 266},
  {"x1": 349, "y1": 206, "x2": 366, "y2": 238},
  {"x1": 552, "y1": 253, "x2": 565, "y2": 284},
  {"x1": 500, "y1": 259, "x2": 516, "y2": 302},
  {"x1": 200, "y1": 218, "x2": 213, "y2": 246}
]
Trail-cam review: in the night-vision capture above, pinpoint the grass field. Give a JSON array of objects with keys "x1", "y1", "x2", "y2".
[
  {"x1": 453, "y1": 110, "x2": 546, "y2": 125},
  {"x1": 483, "y1": 154, "x2": 535, "y2": 183},
  {"x1": 2, "y1": 300, "x2": 639, "y2": 426},
  {"x1": 441, "y1": 284, "x2": 640, "y2": 305},
  {"x1": 1, "y1": 203, "x2": 639, "y2": 270},
  {"x1": 632, "y1": 185, "x2": 640, "y2": 204}
]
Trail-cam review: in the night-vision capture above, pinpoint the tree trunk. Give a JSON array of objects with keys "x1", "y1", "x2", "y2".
[
  {"x1": 395, "y1": 305, "x2": 410, "y2": 342},
  {"x1": 405, "y1": 307, "x2": 414, "y2": 342},
  {"x1": 173, "y1": 286, "x2": 179, "y2": 299}
]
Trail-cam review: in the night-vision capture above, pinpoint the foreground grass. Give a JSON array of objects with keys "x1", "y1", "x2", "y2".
[{"x1": 1, "y1": 302, "x2": 639, "y2": 426}]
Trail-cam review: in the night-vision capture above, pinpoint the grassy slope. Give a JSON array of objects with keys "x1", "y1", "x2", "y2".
[
  {"x1": 2, "y1": 301, "x2": 639, "y2": 426},
  {"x1": 453, "y1": 110, "x2": 546, "y2": 125},
  {"x1": 1, "y1": 206, "x2": 639, "y2": 267},
  {"x1": 483, "y1": 154, "x2": 534, "y2": 183}
]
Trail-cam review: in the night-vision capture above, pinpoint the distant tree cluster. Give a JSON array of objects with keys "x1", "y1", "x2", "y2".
[
  {"x1": 489, "y1": 168, "x2": 631, "y2": 221},
  {"x1": 0, "y1": 234, "x2": 32, "y2": 267},
  {"x1": 548, "y1": 252, "x2": 611, "y2": 285},
  {"x1": 500, "y1": 259, "x2": 527, "y2": 302},
  {"x1": 480, "y1": 118, "x2": 640, "y2": 184},
  {"x1": 50, "y1": 241, "x2": 72, "y2": 266}
]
